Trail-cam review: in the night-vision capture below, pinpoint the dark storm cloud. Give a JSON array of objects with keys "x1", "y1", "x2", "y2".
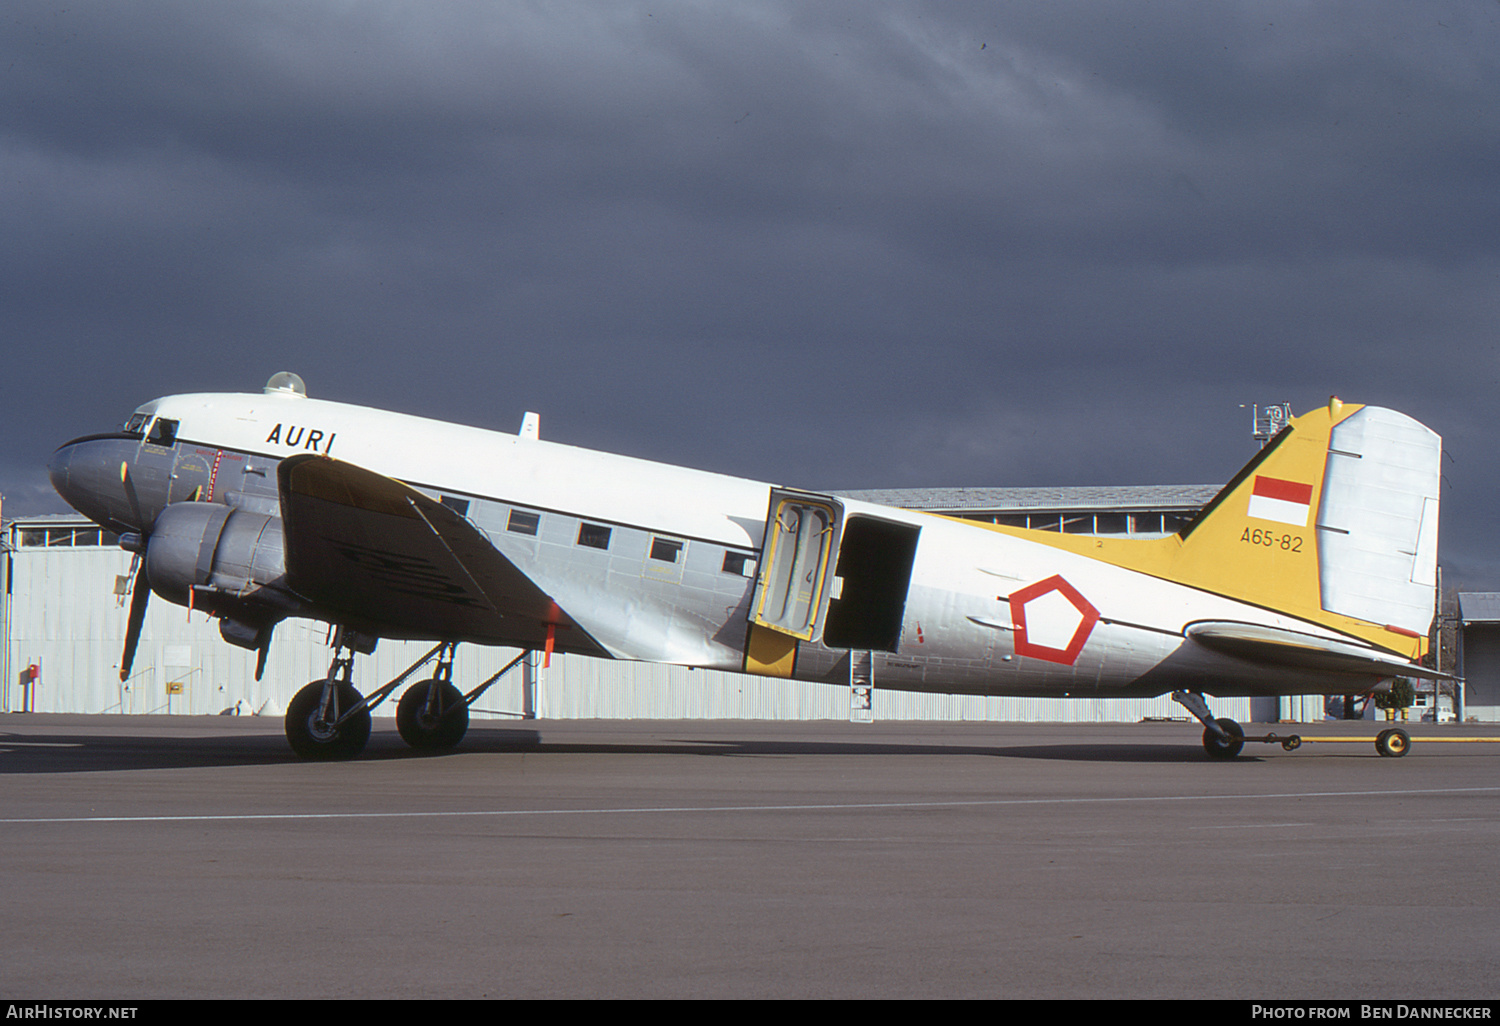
[{"x1": 2, "y1": 1, "x2": 1497, "y2": 581}]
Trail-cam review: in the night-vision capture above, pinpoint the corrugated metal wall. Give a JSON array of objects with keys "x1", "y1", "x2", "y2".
[{"x1": 1, "y1": 534, "x2": 1248, "y2": 724}]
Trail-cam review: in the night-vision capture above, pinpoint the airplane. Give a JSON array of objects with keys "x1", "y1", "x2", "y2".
[{"x1": 47, "y1": 373, "x2": 1447, "y2": 760}]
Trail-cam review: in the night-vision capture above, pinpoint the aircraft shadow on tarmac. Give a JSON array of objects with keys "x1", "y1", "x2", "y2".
[{"x1": 0, "y1": 722, "x2": 1238, "y2": 773}]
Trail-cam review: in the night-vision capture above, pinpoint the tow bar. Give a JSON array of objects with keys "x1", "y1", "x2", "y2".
[{"x1": 1236, "y1": 728, "x2": 1500, "y2": 758}]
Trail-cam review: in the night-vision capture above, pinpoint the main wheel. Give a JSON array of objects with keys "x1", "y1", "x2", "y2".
[
  {"x1": 1202, "y1": 718, "x2": 1245, "y2": 759},
  {"x1": 396, "y1": 679, "x2": 469, "y2": 750},
  {"x1": 1375, "y1": 727, "x2": 1410, "y2": 758},
  {"x1": 286, "y1": 680, "x2": 371, "y2": 760}
]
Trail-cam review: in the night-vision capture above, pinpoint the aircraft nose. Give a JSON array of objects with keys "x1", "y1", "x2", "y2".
[
  {"x1": 46, "y1": 443, "x2": 72, "y2": 497},
  {"x1": 49, "y1": 435, "x2": 144, "y2": 532},
  {"x1": 47, "y1": 440, "x2": 90, "y2": 509}
]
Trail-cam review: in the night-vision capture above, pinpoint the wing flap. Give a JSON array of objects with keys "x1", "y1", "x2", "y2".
[{"x1": 1185, "y1": 621, "x2": 1452, "y2": 680}]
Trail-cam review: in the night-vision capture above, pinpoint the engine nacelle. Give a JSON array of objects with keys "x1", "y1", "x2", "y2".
[{"x1": 145, "y1": 502, "x2": 297, "y2": 617}]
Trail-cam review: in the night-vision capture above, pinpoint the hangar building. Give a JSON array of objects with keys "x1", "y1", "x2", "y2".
[
  {"x1": 1457, "y1": 593, "x2": 1500, "y2": 722},
  {"x1": 1, "y1": 483, "x2": 1285, "y2": 725}
]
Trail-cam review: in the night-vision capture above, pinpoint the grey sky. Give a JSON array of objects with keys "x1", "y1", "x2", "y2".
[{"x1": 4, "y1": 1, "x2": 1497, "y2": 582}]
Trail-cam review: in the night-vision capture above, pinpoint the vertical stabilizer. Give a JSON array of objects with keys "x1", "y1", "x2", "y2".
[{"x1": 1162, "y1": 399, "x2": 1441, "y2": 650}]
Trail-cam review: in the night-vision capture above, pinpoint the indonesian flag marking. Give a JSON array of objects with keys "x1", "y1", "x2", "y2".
[{"x1": 1247, "y1": 475, "x2": 1313, "y2": 527}]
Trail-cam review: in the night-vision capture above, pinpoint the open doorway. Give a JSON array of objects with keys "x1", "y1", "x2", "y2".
[{"x1": 822, "y1": 516, "x2": 920, "y2": 653}]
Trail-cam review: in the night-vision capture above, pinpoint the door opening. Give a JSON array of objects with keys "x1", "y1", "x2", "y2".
[{"x1": 823, "y1": 516, "x2": 920, "y2": 652}]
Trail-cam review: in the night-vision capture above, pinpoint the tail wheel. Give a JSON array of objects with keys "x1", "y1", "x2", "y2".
[
  {"x1": 286, "y1": 681, "x2": 371, "y2": 760},
  {"x1": 397, "y1": 679, "x2": 470, "y2": 750},
  {"x1": 1202, "y1": 718, "x2": 1245, "y2": 759},
  {"x1": 1375, "y1": 728, "x2": 1410, "y2": 758}
]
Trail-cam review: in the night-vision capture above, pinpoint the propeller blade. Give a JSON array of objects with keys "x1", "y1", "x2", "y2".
[
  {"x1": 120, "y1": 561, "x2": 150, "y2": 682},
  {"x1": 255, "y1": 635, "x2": 271, "y2": 682},
  {"x1": 120, "y1": 461, "x2": 145, "y2": 532}
]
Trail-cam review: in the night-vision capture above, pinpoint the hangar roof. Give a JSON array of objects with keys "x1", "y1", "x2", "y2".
[
  {"x1": 835, "y1": 484, "x2": 1222, "y2": 514},
  {"x1": 1458, "y1": 593, "x2": 1500, "y2": 624}
]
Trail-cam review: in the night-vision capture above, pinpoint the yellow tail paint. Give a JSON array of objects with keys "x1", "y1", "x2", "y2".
[{"x1": 965, "y1": 400, "x2": 1436, "y2": 660}]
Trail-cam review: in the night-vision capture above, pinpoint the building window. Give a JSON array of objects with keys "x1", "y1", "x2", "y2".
[
  {"x1": 1162, "y1": 514, "x2": 1194, "y2": 534},
  {"x1": 14, "y1": 527, "x2": 116, "y2": 547},
  {"x1": 1095, "y1": 513, "x2": 1129, "y2": 535}
]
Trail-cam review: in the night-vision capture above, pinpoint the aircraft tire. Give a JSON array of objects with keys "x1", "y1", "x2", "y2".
[
  {"x1": 1375, "y1": 727, "x2": 1410, "y2": 758},
  {"x1": 286, "y1": 680, "x2": 371, "y2": 760},
  {"x1": 1202, "y1": 718, "x2": 1245, "y2": 759},
  {"x1": 396, "y1": 679, "x2": 469, "y2": 750}
]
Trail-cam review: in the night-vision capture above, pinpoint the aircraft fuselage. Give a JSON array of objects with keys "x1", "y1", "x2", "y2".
[{"x1": 49, "y1": 384, "x2": 1432, "y2": 708}]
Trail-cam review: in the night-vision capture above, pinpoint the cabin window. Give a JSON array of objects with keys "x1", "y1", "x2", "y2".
[
  {"x1": 577, "y1": 523, "x2": 611, "y2": 550},
  {"x1": 440, "y1": 496, "x2": 469, "y2": 517},
  {"x1": 123, "y1": 413, "x2": 149, "y2": 437},
  {"x1": 507, "y1": 510, "x2": 540, "y2": 535},
  {"x1": 649, "y1": 537, "x2": 683, "y2": 563},
  {"x1": 722, "y1": 552, "x2": 755, "y2": 577}
]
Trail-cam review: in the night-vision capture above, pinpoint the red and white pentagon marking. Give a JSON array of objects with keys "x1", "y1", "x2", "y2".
[{"x1": 1008, "y1": 575, "x2": 1100, "y2": 666}]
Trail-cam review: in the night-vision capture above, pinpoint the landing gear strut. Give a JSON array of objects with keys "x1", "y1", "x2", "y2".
[
  {"x1": 284, "y1": 635, "x2": 534, "y2": 759},
  {"x1": 1172, "y1": 690, "x2": 1245, "y2": 760},
  {"x1": 393, "y1": 648, "x2": 531, "y2": 752}
]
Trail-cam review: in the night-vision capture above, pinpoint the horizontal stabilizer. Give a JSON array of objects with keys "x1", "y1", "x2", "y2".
[{"x1": 1185, "y1": 621, "x2": 1452, "y2": 681}]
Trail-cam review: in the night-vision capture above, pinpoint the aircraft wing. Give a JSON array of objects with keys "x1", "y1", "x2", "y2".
[
  {"x1": 1185, "y1": 621, "x2": 1453, "y2": 681},
  {"x1": 277, "y1": 454, "x2": 600, "y2": 651}
]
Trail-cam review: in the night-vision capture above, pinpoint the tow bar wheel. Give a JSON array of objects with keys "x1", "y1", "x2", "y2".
[{"x1": 1375, "y1": 728, "x2": 1411, "y2": 758}]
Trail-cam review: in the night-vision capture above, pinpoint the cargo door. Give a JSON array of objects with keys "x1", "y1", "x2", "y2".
[{"x1": 749, "y1": 489, "x2": 844, "y2": 642}]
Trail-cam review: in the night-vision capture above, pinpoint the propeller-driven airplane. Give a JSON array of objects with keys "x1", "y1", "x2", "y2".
[{"x1": 48, "y1": 374, "x2": 1445, "y2": 760}]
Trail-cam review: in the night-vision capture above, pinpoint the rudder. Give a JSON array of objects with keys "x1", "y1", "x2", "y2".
[{"x1": 1314, "y1": 405, "x2": 1441, "y2": 636}]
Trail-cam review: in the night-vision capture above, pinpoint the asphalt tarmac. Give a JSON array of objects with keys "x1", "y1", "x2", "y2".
[{"x1": 1, "y1": 714, "x2": 1498, "y2": 1000}]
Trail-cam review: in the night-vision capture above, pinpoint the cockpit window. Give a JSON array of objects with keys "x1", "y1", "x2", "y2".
[
  {"x1": 146, "y1": 418, "x2": 178, "y2": 446},
  {"x1": 123, "y1": 413, "x2": 149, "y2": 437}
]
